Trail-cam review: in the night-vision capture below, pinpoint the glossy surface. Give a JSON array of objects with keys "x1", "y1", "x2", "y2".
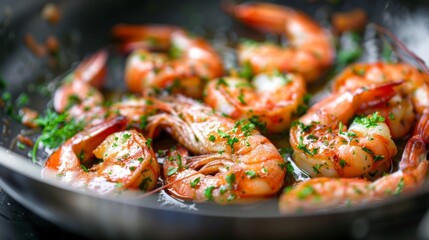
[{"x1": 1, "y1": 0, "x2": 429, "y2": 239}]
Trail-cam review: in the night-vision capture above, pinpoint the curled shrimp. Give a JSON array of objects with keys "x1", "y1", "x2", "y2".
[
  {"x1": 112, "y1": 24, "x2": 224, "y2": 98},
  {"x1": 43, "y1": 116, "x2": 160, "y2": 194},
  {"x1": 204, "y1": 72, "x2": 306, "y2": 133},
  {"x1": 290, "y1": 83, "x2": 400, "y2": 179},
  {"x1": 227, "y1": 2, "x2": 335, "y2": 82},
  {"x1": 53, "y1": 50, "x2": 108, "y2": 125},
  {"x1": 332, "y1": 62, "x2": 429, "y2": 139},
  {"x1": 147, "y1": 95, "x2": 285, "y2": 204},
  {"x1": 280, "y1": 110, "x2": 429, "y2": 213}
]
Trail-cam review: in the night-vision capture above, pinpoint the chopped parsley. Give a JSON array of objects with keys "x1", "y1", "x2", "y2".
[
  {"x1": 279, "y1": 147, "x2": 294, "y2": 158},
  {"x1": 140, "y1": 115, "x2": 149, "y2": 129},
  {"x1": 16, "y1": 93, "x2": 29, "y2": 107},
  {"x1": 312, "y1": 164, "x2": 322, "y2": 174},
  {"x1": 248, "y1": 115, "x2": 267, "y2": 132},
  {"x1": 239, "y1": 61, "x2": 253, "y2": 79},
  {"x1": 297, "y1": 185, "x2": 317, "y2": 200},
  {"x1": 167, "y1": 166, "x2": 178, "y2": 176},
  {"x1": 393, "y1": 178, "x2": 405, "y2": 195},
  {"x1": 237, "y1": 92, "x2": 247, "y2": 105},
  {"x1": 122, "y1": 132, "x2": 132, "y2": 142},
  {"x1": 80, "y1": 165, "x2": 89, "y2": 173},
  {"x1": 169, "y1": 43, "x2": 183, "y2": 59},
  {"x1": 354, "y1": 112, "x2": 385, "y2": 128},
  {"x1": 208, "y1": 135, "x2": 216, "y2": 142},
  {"x1": 145, "y1": 138, "x2": 152, "y2": 148},
  {"x1": 204, "y1": 186, "x2": 215, "y2": 200},
  {"x1": 297, "y1": 136, "x2": 318, "y2": 156},
  {"x1": 216, "y1": 78, "x2": 228, "y2": 88},
  {"x1": 225, "y1": 173, "x2": 236, "y2": 186},
  {"x1": 292, "y1": 121, "x2": 312, "y2": 132},
  {"x1": 244, "y1": 170, "x2": 257, "y2": 179},
  {"x1": 32, "y1": 110, "x2": 85, "y2": 162},
  {"x1": 190, "y1": 177, "x2": 200, "y2": 188},
  {"x1": 339, "y1": 159, "x2": 347, "y2": 168},
  {"x1": 362, "y1": 147, "x2": 384, "y2": 162}
]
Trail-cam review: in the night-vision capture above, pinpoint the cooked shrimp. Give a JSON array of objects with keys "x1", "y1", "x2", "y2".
[
  {"x1": 331, "y1": 62, "x2": 429, "y2": 139},
  {"x1": 107, "y1": 97, "x2": 159, "y2": 128},
  {"x1": 43, "y1": 116, "x2": 160, "y2": 194},
  {"x1": 227, "y1": 2, "x2": 334, "y2": 82},
  {"x1": 112, "y1": 24, "x2": 224, "y2": 98},
  {"x1": 331, "y1": 8, "x2": 368, "y2": 35},
  {"x1": 280, "y1": 110, "x2": 429, "y2": 213},
  {"x1": 204, "y1": 72, "x2": 306, "y2": 133},
  {"x1": 290, "y1": 83, "x2": 400, "y2": 179},
  {"x1": 147, "y1": 95, "x2": 285, "y2": 204},
  {"x1": 53, "y1": 50, "x2": 108, "y2": 125}
]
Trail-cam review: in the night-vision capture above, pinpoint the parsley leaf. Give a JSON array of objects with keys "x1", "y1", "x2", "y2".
[{"x1": 32, "y1": 110, "x2": 85, "y2": 162}]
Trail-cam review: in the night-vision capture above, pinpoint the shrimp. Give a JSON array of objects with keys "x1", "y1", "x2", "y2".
[
  {"x1": 204, "y1": 72, "x2": 306, "y2": 133},
  {"x1": 290, "y1": 83, "x2": 400, "y2": 179},
  {"x1": 53, "y1": 50, "x2": 108, "y2": 125},
  {"x1": 107, "y1": 97, "x2": 159, "y2": 128},
  {"x1": 331, "y1": 8, "x2": 368, "y2": 35},
  {"x1": 279, "y1": 110, "x2": 429, "y2": 213},
  {"x1": 331, "y1": 62, "x2": 429, "y2": 139},
  {"x1": 227, "y1": 2, "x2": 335, "y2": 82},
  {"x1": 43, "y1": 116, "x2": 160, "y2": 194},
  {"x1": 147, "y1": 95, "x2": 285, "y2": 204},
  {"x1": 112, "y1": 24, "x2": 224, "y2": 98}
]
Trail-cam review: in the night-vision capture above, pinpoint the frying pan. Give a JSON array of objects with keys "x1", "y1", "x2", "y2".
[{"x1": 1, "y1": 0, "x2": 429, "y2": 239}]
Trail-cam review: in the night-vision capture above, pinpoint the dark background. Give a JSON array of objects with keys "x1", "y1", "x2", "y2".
[{"x1": 1, "y1": 0, "x2": 429, "y2": 239}]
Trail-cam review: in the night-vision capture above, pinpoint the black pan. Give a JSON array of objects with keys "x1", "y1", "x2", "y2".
[{"x1": 1, "y1": 0, "x2": 429, "y2": 239}]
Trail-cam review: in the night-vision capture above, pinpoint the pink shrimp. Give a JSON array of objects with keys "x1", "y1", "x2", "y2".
[
  {"x1": 332, "y1": 62, "x2": 429, "y2": 139},
  {"x1": 112, "y1": 24, "x2": 224, "y2": 98},
  {"x1": 227, "y1": 2, "x2": 335, "y2": 82},
  {"x1": 280, "y1": 110, "x2": 429, "y2": 213},
  {"x1": 53, "y1": 50, "x2": 108, "y2": 125},
  {"x1": 290, "y1": 83, "x2": 400, "y2": 179},
  {"x1": 147, "y1": 95, "x2": 286, "y2": 204},
  {"x1": 43, "y1": 116, "x2": 160, "y2": 194},
  {"x1": 204, "y1": 72, "x2": 307, "y2": 133}
]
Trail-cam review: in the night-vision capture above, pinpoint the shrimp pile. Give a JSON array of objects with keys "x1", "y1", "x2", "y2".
[
  {"x1": 146, "y1": 95, "x2": 285, "y2": 203},
  {"x1": 112, "y1": 24, "x2": 224, "y2": 98},
  {"x1": 227, "y1": 2, "x2": 335, "y2": 82},
  {"x1": 332, "y1": 62, "x2": 429, "y2": 139},
  {"x1": 14, "y1": 1, "x2": 427, "y2": 212},
  {"x1": 204, "y1": 72, "x2": 307, "y2": 133},
  {"x1": 280, "y1": 110, "x2": 429, "y2": 213}
]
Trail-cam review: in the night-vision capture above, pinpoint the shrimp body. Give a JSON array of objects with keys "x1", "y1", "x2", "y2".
[
  {"x1": 43, "y1": 117, "x2": 160, "y2": 194},
  {"x1": 280, "y1": 110, "x2": 429, "y2": 213},
  {"x1": 290, "y1": 84, "x2": 399, "y2": 179},
  {"x1": 53, "y1": 50, "x2": 108, "y2": 125},
  {"x1": 112, "y1": 24, "x2": 224, "y2": 98},
  {"x1": 204, "y1": 72, "x2": 306, "y2": 133},
  {"x1": 332, "y1": 62, "x2": 429, "y2": 139},
  {"x1": 229, "y1": 2, "x2": 334, "y2": 82},
  {"x1": 147, "y1": 95, "x2": 285, "y2": 204}
]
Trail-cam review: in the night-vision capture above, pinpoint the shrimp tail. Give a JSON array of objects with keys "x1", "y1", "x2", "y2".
[
  {"x1": 413, "y1": 109, "x2": 429, "y2": 143},
  {"x1": 74, "y1": 49, "x2": 108, "y2": 88},
  {"x1": 401, "y1": 109, "x2": 429, "y2": 174},
  {"x1": 45, "y1": 116, "x2": 128, "y2": 172},
  {"x1": 399, "y1": 135, "x2": 427, "y2": 173},
  {"x1": 357, "y1": 80, "x2": 403, "y2": 110},
  {"x1": 112, "y1": 24, "x2": 183, "y2": 53},
  {"x1": 225, "y1": 2, "x2": 292, "y2": 35}
]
